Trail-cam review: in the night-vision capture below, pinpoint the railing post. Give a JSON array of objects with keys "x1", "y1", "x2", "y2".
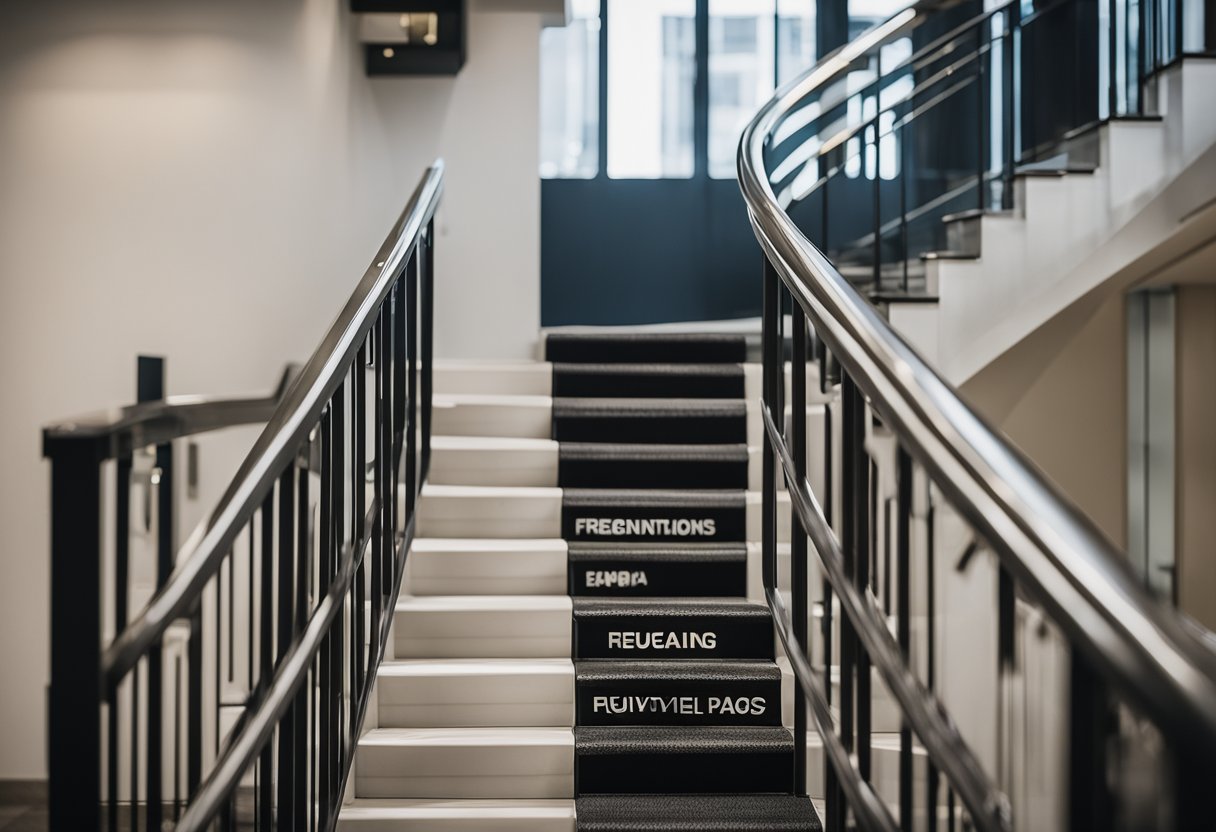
[
  {"x1": 420, "y1": 219, "x2": 435, "y2": 481},
  {"x1": 1068, "y1": 654, "x2": 1113, "y2": 830},
  {"x1": 761, "y1": 254, "x2": 779, "y2": 593},
  {"x1": 791, "y1": 304, "x2": 809, "y2": 797},
  {"x1": 44, "y1": 434, "x2": 104, "y2": 832}
]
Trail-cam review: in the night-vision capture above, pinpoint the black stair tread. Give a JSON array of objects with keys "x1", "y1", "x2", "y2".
[
  {"x1": 554, "y1": 362, "x2": 745, "y2": 378},
  {"x1": 568, "y1": 542, "x2": 748, "y2": 563},
  {"x1": 554, "y1": 398, "x2": 747, "y2": 419},
  {"x1": 576, "y1": 726, "x2": 793, "y2": 755},
  {"x1": 546, "y1": 333, "x2": 748, "y2": 364},
  {"x1": 561, "y1": 443, "x2": 750, "y2": 462},
  {"x1": 552, "y1": 363, "x2": 746, "y2": 399},
  {"x1": 574, "y1": 598, "x2": 771, "y2": 619},
  {"x1": 565, "y1": 489, "x2": 746, "y2": 508},
  {"x1": 576, "y1": 660, "x2": 781, "y2": 683},
  {"x1": 576, "y1": 794, "x2": 821, "y2": 831}
]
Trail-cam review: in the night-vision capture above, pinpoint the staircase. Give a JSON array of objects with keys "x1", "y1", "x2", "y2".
[{"x1": 340, "y1": 332, "x2": 821, "y2": 830}]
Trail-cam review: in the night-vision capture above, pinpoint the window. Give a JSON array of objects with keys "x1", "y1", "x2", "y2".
[
  {"x1": 540, "y1": 0, "x2": 820, "y2": 180},
  {"x1": 540, "y1": 0, "x2": 601, "y2": 178},
  {"x1": 777, "y1": 0, "x2": 817, "y2": 85},
  {"x1": 608, "y1": 0, "x2": 696, "y2": 179},
  {"x1": 708, "y1": 1, "x2": 775, "y2": 178},
  {"x1": 849, "y1": 0, "x2": 914, "y2": 38}
]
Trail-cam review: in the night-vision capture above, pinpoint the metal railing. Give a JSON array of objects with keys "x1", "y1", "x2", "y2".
[
  {"x1": 740, "y1": 4, "x2": 1216, "y2": 831},
  {"x1": 765, "y1": 0, "x2": 1216, "y2": 296},
  {"x1": 43, "y1": 160, "x2": 443, "y2": 831}
]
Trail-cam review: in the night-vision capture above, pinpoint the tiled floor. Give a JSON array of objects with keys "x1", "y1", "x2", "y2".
[{"x1": 0, "y1": 783, "x2": 46, "y2": 832}]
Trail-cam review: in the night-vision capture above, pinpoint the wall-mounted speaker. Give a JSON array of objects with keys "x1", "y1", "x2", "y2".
[{"x1": 351, "y1": 0, "x2": 467, "y2": 76}]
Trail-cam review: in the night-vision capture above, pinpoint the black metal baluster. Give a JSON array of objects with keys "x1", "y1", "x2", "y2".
[
  {"x1": 276, "y1": 468, "x2": 296, "y2": 829},
  {"x1": 187, "y1": 603, "x2": 202, "y2": 801},
  {"x1": 405, "y1": 261, "x2": 419, "y2": 519},
  {"x1": 820, "y1": 347, "x2": 839, "y2": 832},
  {"x1": 330, "y1": 382, "x2": 347, "y2": 798},
  {"x1": 294, "y1": 460, "x2": 310, "y2": 825},
  {"x1": 791, "y1": 303, "x2": 809, "y2": 797},
  {"x1": 897, "y1": 449, "x2": 913, "y2": 831},
  {"x1": 837, "y1": 373, "x2": 858, "y2": 832},
  {"x1": 258, "y1": 495, "x2": 274, "y2": 831},
  {"x1": 1069, "y1": 656, "x2": 1112, "y2": 830},
  {"x1": 173, "y1": 654, "x2": 182, "y2": 819},
  {"x1": 926, "y1": 503, "x2": 939, "y2": 832},
  {"x1": 111, "y1": 454, "x2": 131, "y2": 832},
  {"x1": 420, "y1": 220, "x2": 435, "y2": 480},
  {"x1": 394, "y1": 271, "x2": 409, "y2": 525},
  {"x1": 130, "y1": 662, "x2": 139, "y2": 832},
  {"x1": 248, "y1": 523, "x2": 255, "y2": 693},
  {"x1": 856, "y1": 405, "x2": 872, "y2": 787},
  {"x1": 215, "y1": 555, "x2": 224, "y2": 763},
  {"x1": 319, "y1": 403, "x2": 334, "y2": 825},
  {"x1": 370, "y1": 316, "x2": 385, "y2": 693},
  {"x1": 353, "y1": 349, "x2": 367, "y2": 697},
  {"x1": 761, "y1": 255, "x2": 779, "y2": 595},
  {"x1": 137, "y1": 356, "x2": 170, "y2": 832}
]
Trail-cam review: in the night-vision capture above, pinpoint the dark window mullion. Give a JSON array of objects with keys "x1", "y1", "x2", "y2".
[
  {"x1": 694, "y1": 0, "x2": 710, "y2": 178},
  {"x1": 597, "y1": 0, "x2": 609, "y2": 180}
]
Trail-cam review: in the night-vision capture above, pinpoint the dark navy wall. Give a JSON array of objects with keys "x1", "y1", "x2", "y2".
[{"x1": 541, "y1": 178, "x2": 760, "y2": 327}]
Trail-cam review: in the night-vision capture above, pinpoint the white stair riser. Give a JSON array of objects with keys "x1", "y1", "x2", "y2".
[
  {"x1": 406, "y1": 540, "x2": 568, "y2": 596},
  {"x1": 430, "y1": 398, "x2": 825, "y2": 452},
  {"x1": 338, "y1": 800, "x2": 576, "y2": 832},
  {"x1": 355, "y1": 729, "x2": 574, "y2": 799},
  {"x1": 433, "y1": 362, "x2": 553, "y2": 396},
  {"x1": 419, "y1": 487, "x2": 793, "y2": 542},
  {"x1": 377, "y1": 660, "x2": 575, "y2": 728},
  {"x1": 394, "y1": 596, "x2": 573, "y2": 659}
]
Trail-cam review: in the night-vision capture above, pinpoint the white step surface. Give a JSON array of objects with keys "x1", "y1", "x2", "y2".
[
  {"x1": 420, "y1": 484, "x2": 790, "y2": 542},
  {"x1": 419, "y1": 484, "x2": 563, "y2": 539},
  {"x1": 432, "y1": 393, "x2": 553, "y2": 439},
  {"x1": 428, "y1": 436, "x2": 559, "y2": 487},
  {"x1": 356, "y1": 727, "x2": 575, "y2": 799},
  {"x1": 433, "y1": 361, "x2": 553, "y2": 396},
  {"x1": 406, "y1": 538, "x2": 568, "y2": 596},
  {"x1": 377, "y1": 659, "x2": 575, "y2": 728},
  {"x1": 338, "y1": 799, "x2": 576, "y2": 832},
  {"x1": 394, "y1": 595, "x2": 573, "y2": 658}
]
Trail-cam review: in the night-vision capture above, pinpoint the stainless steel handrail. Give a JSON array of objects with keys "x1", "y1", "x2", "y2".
[
  {"x1": 102, "y1": 160, "x2": 444, "y2": 688},
  {"x1": 42, "y1": 364, "x2": 298, "y2": 458},
  {"x1": 739, "y1": 0, "x2": 1216, "y2": 798}
]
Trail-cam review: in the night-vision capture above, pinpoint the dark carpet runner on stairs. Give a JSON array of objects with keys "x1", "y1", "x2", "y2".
[{"x1": 545, "y1": 333, "x2": 820, "y2": 831}]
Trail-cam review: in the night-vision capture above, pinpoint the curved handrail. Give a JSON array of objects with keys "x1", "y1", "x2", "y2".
[
  {"x1": 42, "y1": 364, "x2": 298, "y2": 459},
  {"x1": 102, "y1": 159, "x2": 444, "y2": 689},
  {"x1": 739, "y1": 1, "x2": 1216, "y2": 821}
]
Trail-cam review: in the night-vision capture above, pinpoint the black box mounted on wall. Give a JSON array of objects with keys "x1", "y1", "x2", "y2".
[{"x1": 351, "y1": 0, "x2": 466, "y2": 76}]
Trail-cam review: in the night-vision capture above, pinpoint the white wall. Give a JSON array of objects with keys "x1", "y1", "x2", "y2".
[{"x1": 0, "y1": 0, "x2": 544, "y2": 778}]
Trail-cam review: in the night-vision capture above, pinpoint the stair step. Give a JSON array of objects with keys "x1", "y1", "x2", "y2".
[
  {"x1": 406, "y1": 538, "x2": 568, "y2": 596},
  {"x1": 434, "y1": 361, "x2": 552, "y2": 396},
  {"x1": 377, "y1": 659, "x2": 574, "y2": 727},
  {"x1": 421, "y1": 486, "x2": 788, "y2": 542},
  {"x1": 575, "y1": 661, "x2": 782, "y2": 727},
  {"x1": 568, "y1": 542, "x2": 747, "y2": 597},
  {"x1": 394, "y1": 595, "x2": 572, "y2": 658},
  {"x1": 430, "y1": 436, "x2": 558, "y2": 487},
  {"x1": 356, "y1": 727, "x2": 574, "y2": 799},
  {"x1": 572, "y1": 598, "x2": 773, "y2": 660},
  {"x1": 575, "y1": 794, "x2": 820, "y2": 831},
  {"x1": 553, "y1": 398, "x2": 747, "y2": 444},
  {"x1": 432, "y1": 393, "x2": 553, "y2": 438},
  {"x1": 574, "y1": 726, "x2": 794, "y2": 794},
  {"x1": 564, "y1": 489, "x2": 747, "y2": 543},
  {"x1": 553, "y1": 363, "x2": 745, "y2": 399},
  {"x1": 545, "y1": 333, "x2": 748, "y2": 364},
  {"x1": 339, "y1": 799, "x2": 576, "y2": 832},
  {"x1": 420, "y1": 484, "x2": 563, "y2": 539},
  {"x1": 559, "y1": 444, "x2": 750, "y2": 490}
]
